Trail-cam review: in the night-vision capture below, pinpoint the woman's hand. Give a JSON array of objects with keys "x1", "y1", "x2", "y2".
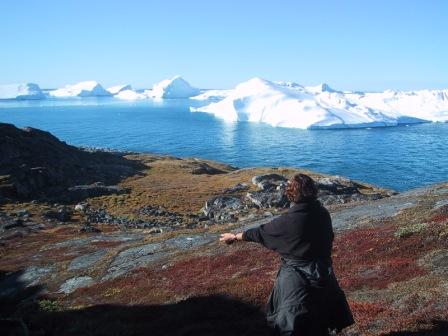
[{"x1": 219, "y1": 233, "x2": 237, "y2": 245}]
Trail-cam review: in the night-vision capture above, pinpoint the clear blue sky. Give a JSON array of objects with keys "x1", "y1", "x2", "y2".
[{"x1": 1, "y1": 0, "x2": 447, "y2": 91}]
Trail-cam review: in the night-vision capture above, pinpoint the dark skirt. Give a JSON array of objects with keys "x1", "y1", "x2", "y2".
[{"x1": 265, "y1": 257, "x2": 354, "y2": 336}]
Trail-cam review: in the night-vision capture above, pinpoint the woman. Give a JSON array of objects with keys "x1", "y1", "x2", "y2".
[{"x1": 219, "y1": 173, "x2": 354, "y2": 336}]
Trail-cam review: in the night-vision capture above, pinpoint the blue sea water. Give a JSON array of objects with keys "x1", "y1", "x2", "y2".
[{"x1": 0, "y1": 98, "x2": 447, "y2": 192}]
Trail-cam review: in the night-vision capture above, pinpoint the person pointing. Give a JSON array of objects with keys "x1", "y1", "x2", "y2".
[{"x1": 220, "y1": 173, "x2": 354, "y2": 336}]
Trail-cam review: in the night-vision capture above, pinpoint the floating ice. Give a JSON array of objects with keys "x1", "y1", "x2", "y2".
[
  {"x1": 107, "y1": 84, "x2": 132, "y2": 95},
  {"x1": 115, "y1": 89, "x2": 146, "y2": 100},
  {"x1": 149, "y1": 76, "x2": 200, "y2": 99},
  {"x1": 0, "y1": 83, "x2": 45, "y2": 100},
  {"x1": 192, "y1": 77, "x2": 447, "y2": 129},
  {"x1": 49, "y1": 81, "x2": 111, "y2": 97}
]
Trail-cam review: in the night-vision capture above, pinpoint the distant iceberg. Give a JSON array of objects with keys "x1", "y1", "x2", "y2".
[
  {"x1": 4, "y1": 77, "x2": 448, "y2": 130},
  {"x1": 305, "y1": 83, "x2": 339, "y2": 94},
  {"x1": 115, "y1": 89, "x2": 146, "y2": 100},
  {"x1": 189, "y1": 89, "x2": 232, "y2": 109},
  {"x1": 344, "y1": 89, "x2": 448, "y2": 123},
  {"x1": 49, "y1": 81, "x2": 111, "y2": 97},
  {"x1": 0, "y1": 83, "x2": 45, "y2": 100},
  {"x1": 190, "y1": 89, "x2": 232, "y2": 101},
  {"x1": 149, "y1": 76, "x2": 200, "y2": 99},
  {"x1": 191, "y1": 77, "x2": 447, "y2": 129},
  {"x1": 107, "y1": 84, "x2": 132, "y2": 95}
]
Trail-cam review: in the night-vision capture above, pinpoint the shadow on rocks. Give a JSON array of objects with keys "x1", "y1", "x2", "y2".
[
  {"x1": 0, "y1": 269, "x2": 45, "y2": 335},
  {"x1": 27, "y1": 295, "x2": 274, "y2": 336},
  {"x1": 0, "y1": 268, "x2": 274, "y2": 336},
  {"x1": 0, "y1": 123, "x2": 147, "y2": 203}
]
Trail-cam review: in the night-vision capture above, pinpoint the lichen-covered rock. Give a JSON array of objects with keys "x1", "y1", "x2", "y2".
[
  {"x1": 203, "y1": 196, "x2": 245, "y2": 222},
  {"x1": 251, "y1": 174, "x2": 288, "y2": 191},
  {"x1": 84, "y1": 208, "x2": 140, "y2": 227},
  {"x1": 246, "y1": 174, "x2": 290, "y2": 208},
  {"x1": 318, "y1": 192, "x2": 383, "y2": 206},
  {"x1": 104, "y1": 242, "x2": 163, "y2": 280},
  {"x1": 0, "y1": 212, "x2": 45, "y2": 240},
  {"x1": 223, "y1": 183, "x2": 249, "y2": 194},
  {"x1": 246, "y1": 189, "x2": 289, "y2": 208},
  {"x1": 59, "y1": 276, "x2": 94, "y2": 294},
  {"x1": 68, "y1": 250, "x2": 108, "y2": 271},
  {"x1": 315, "y1": 176, "x2": 388, "y2": 205},
  {"x1": 316, "y1": 176, "x2": 361, "y2": 194},
  {"x1": 43, "y1": 206, "x2": 72, "y2": 222}
]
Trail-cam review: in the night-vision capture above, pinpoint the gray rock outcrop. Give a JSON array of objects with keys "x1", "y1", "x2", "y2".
[{"x1": 0, "y1": 123, "x2": 144, "y2": 202}]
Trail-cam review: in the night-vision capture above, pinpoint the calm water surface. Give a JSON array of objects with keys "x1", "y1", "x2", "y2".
[{"x1": 0, "y1": 98, "x2": 447, "y2": 192}]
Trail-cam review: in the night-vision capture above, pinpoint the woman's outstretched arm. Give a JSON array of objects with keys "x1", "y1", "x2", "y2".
[
  {"x1": 219, "y1": 232, "x2": 243, "y2": 244},
  {"x1": 219, "y1": 216, "x2": 286, "y2": 247},
  {"x1": 237, "y1": 216, "x2": 288, "y2": 251}
]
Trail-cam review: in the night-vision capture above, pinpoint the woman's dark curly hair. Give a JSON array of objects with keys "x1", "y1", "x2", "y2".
[{"x1": 285, "y1": 173, "x2": 318, "y2": 203}]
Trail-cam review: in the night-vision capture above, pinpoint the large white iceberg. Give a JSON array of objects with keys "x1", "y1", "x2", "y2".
[
  {"x1": 192, "y1": 77, "x2": 448, "y2": 129},
  {"x1": 149, "y1": 76, "x2": 200, "y2": 99},
  {"x1": 49, "y1": 81, "x2": 111, "y2": 97},
  {"x1": 345, "y1": 89, "x2": 448, "y2": 123},
  {"x1": 0, "y1": 83, "x2": 45, "y2": 100},
  {"x1": 192, "y1": 78, "x2": 396, "y2": 128},
  {"x1": 107, "y1": 84, "x2": 132, "y2": 95}
]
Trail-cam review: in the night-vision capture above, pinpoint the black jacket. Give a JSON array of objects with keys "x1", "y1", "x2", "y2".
[
  {"x1": 242, "y1": 200, "x2": 354, "y2": 335},
  {"x1": 242, "y1": 199, "x2": 334, "y2": 260}
]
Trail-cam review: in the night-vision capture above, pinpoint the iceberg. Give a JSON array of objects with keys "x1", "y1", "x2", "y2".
[
  {"x1": 115, "y1": 89, "x2": 146, "y2": 100},
  {"x1": 149, "y1": 76, "x2": 200, "y2": 99},
  {"x1": 192, "y1": 77, "x2": 396, "y2": 129},
  {"x1": 0, "y1": 83, "x2": 45, "y2": 100},
  {"x1": 192, "y1": 77, "x2": 448, "y2": 129},
  {"x1": 49, "y1": 81, "x2": 111, "y2": 97},
  {"x1": 190, "y1": 89, "x2": 232, "y2": 101},
  {"x1": 189, "y1": 89, "x2": 233, "y2": 108},
  {"x1": 107, "y1": 84, "x2": 132, "y2": 95},
  {"x1": 345, "y1": 89, "x2": 448, "y2": 123},
  {"x1": 305, "y1": 83, "x2": 339, "y2": 94}
]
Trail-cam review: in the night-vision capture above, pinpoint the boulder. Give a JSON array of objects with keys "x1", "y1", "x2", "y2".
[
  {"x1": 190, "y1": 162, "x2": 226, "y2": 175},
  {"x1": 67, "y1": 182, "x2": 128, "y2": 201},
  {"x1": 223, "y1": 183, "x2": 249, "y2": 194},
  {"x1": 251, "y1": 174, "x2": 288, "y2": 191},
  {"x1": 246, "y1": 189, "x2": 289, "y2": 208},
  {"x1": 203, "y1": 196, "x2": 245, "y2": 222},
  {"x1": 74, "y1": 203, "x2": 87, "y2": 212},
  {"x1": 246, "y1": 174, "x2": 289, "y2": 208},
  {"x1": 43, "y1": 206, "x2": 72, "y2": 222},
  {"x1": 315, "y1": 176, "x2": 387, "y2": 205},
  {"x1": 316, "y1": 176, "x2": 361, "y2": 195}
]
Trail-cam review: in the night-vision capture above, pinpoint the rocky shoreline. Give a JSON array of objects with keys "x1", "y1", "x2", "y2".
[
  {"x1": 0, "y1": 122, "x2": 395, "y2": 242},
  {"x1": 1, "y1": 123, "x2": 447, "y2": 335}
]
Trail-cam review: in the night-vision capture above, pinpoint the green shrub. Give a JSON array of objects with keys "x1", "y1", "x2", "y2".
[
  {"x1": 37, "y1": 299, "x2": 60, "y2": 312},
  {"x1": 394, "y1": 223, "x2": 427, "y2": 238}
]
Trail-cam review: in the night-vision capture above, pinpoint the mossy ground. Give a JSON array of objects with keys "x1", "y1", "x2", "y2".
[{"x1": 1, "y1": 154, "x2": 446, "y2": 335}]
